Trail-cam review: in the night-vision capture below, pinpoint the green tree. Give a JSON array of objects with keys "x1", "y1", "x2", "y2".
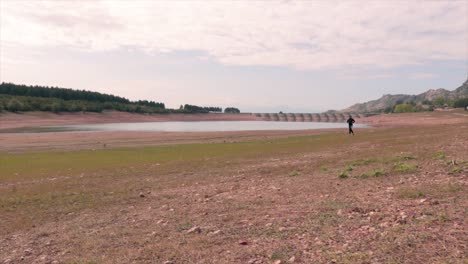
[
  {"x1": 453, "y1": 97, "x2": 468, "y2": 108},
  {"x1": 224, "y1": 107, "x2": 240, "y2": 113},
  {"x1": 6, "y1": 98, "x2": 23, "y2": 112},
  {"x1": 393, "y1": 103, "x2": 414, "y2": 113},
  {"x1": 434, "y1": 96, "x2": 446, "y2": 107}
]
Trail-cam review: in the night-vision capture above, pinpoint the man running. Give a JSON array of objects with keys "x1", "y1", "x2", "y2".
[{"x1": 347, "y1": 115, "x2": 355, "y2": 135}]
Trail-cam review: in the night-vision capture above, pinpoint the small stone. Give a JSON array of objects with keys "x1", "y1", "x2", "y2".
[
  {"x1": 337, "y1": 209, "x2": 343, "y2": 216},
  {"x1": 139, "y1": 192, "x2": 145, "y2": 198},
  {"x1": 239, "y1": 240, "x2": 248, "y2": 245},
  {"x1": 273, "y1": 260, "x2": 282, "y2": 264},
  {"x1": 187, "y1": 226, "x2": 201, "y2": 234},
  {"x1": 24, "y1": 248, "x2": 33, "y2": 255},
  {"x1": 419, "y1": 198, "x2": 427, "y2": 204},
  {"x1": 212, "y1": 230, "x2": 221, "y2": 235},
  {"x1": 265, "y1": 223, "x2": 273, "y2": 227},
  {"x1": 288, "y1": 256, "x2": 296, "y2": 263}
]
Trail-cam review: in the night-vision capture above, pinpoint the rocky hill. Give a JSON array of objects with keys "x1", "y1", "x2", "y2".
[{"x1": 342, "y1": 78, "x2": 468, "y2": 113}]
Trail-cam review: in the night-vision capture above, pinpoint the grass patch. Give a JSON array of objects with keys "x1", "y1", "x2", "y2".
[
  {"x1": 271, "y1": 251, "x2": 286, "y2": 260},
  {"x1": 347, "y1": 158, "x2": 381, "y2": 166},
  {"x1": 438, "y1": 213, "x2": 449, "y2": 222},
  {"x1": 393, "y1": 162, "x2": 417, "y2": 173},
  {"x1": 320, "y1": 165, "x2": 328, "y2": 172},
  {"x1": 338, "y1": 171, "x2": 349, "y2": 179},
  {"x1": 448, "y1": 166, "x2": 464, "y2": 174},
  {"x1": 397, "y1": 188, "x2": 425, "y2": 199},
  {"x1": 289, "y1": 170, "x2": 300, "y2": 177},
  {"x1": 371, "y1": 168, "x2": 386, "y2": 177},
  {"x1": 359, "y1": 168, "x2": 386, "y2": 179},
  {"x1": 344, "y1": 165, "x2": 353, "y2": 172},
  {"x1": 397, "y1": 154, "x2": 417, "y2": 161},
  {"x1": 433, "y1": 151, "x2": 446, "y2": 160}
]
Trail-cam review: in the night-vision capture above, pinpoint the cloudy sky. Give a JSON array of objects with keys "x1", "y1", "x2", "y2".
[{"x1": 1, "y1": 1, "x2": 467, "y2": 112}]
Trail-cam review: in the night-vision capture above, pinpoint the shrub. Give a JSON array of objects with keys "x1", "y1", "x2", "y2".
[
  {"x1": 6, "y1": 98, "x2": 23, "y2": 112},
  {"x1": 393, "y1": 103, "x2": 414, "y2": 113}
]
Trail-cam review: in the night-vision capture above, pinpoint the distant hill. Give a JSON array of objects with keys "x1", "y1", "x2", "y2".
[{"x1": 342, "y1": 78, "x2": 468, "y2": 113}]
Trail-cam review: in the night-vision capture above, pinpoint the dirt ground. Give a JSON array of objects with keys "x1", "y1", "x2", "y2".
[
  {"x1": 0, "y1": 111, "x2": 260, "y2": 130},
  {"x1": 0, "y1": 110, "x2": 467, "y2": 264}
]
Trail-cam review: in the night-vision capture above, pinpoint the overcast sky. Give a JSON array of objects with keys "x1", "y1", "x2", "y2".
[{"x1": 1, "y1": 1, "x2": 467, "y2": 112}]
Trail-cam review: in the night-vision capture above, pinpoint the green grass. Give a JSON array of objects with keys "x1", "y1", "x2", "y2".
[
  {"x1": 397, "y1": 188, "x2": 425, "y2": 199},
  {"x1": 397, "y1": 154, "x2": 417, "y2": 160},
  {"x1": 347, "y1": 158, "x2": 381, "y2": 166},
  {"x1": 0, "y1": 133, "x2": 349, "y2": 182},
  {"x1": 393, "y1": 162, "x2": 417, "y2": 173},
  {"x1": 360, "y1": 168, "x2": 386, "y2": 178},
  {"x1": 433, "y1": 151, "x2": 446, "y2": 160},
  {"x1": 338, "y1": 171, "x2": 348, "y2": 179},
  {"x1": 448, "y1": 166, "x2": 464, "y2": 174},
  {"x1": 289, "y1": 170, "x2": 300, "y2": 177}
]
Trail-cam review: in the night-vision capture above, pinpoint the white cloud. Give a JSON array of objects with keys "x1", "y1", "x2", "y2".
[{"x1": 1, "y1": 0, "x2": 467, "y2": 70}]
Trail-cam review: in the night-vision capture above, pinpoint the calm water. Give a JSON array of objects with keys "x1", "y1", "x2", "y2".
[{"x1": 35, "y1": 121, "x2": 367, "y2": 133}]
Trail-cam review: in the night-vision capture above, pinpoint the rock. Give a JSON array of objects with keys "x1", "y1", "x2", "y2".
[
  {"x1": 3, "y1": 259, "x2": 12, "y2": 264},
  {"x1": 337, "y1": 209, "x2": 343, "y2": 216},
  {"x1": 288, "y1": 256, "x2": 296, "y2": 263},
  {"x1": 273, "y1": 260, "x2": 282, "y2": 264},
  {"x1": 24, "y1": 248, "x2": 33, "y2": 255},
  {"x1": 187, "y1": 226, "x2": 202, "y2": 234},
  {"x1": 265, "y1": 223, "x2": 273, "y2": 227},
  {"x1": 139, "y1": 192, "x2": 145, "y2": 198},
  {"x1": 419, "y1": 198, "x2": 427, "y2": 204},
  {"x1": 164, "y1": 261, "x2": 174, "y2": 264},
  {"x1": 210, "y1": 230, "x2": 221, "y2": 235},
  {"x1": 239, "y1": 240, "x2": 248, "y2": 245}
]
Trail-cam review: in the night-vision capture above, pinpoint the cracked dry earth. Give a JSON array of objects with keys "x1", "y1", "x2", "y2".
[{"x1": 1, "y1": 120, "x2": 467, "y2": 263}]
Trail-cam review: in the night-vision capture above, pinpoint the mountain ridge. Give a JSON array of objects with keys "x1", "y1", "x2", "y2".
[{"x1": 341, "y1": 78, "x2": 468, "y2": 113}]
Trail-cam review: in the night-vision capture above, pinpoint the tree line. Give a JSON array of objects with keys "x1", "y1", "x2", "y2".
[
  {"x1": 386, "y1": 96, "x2": 468, "y2": 113},
  {"x1": 0, "y1": 82, "x2": 241, "y2": 114}
]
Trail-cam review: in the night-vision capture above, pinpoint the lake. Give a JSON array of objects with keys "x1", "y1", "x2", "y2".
[{"x1": 27, "y1": 121, "x2": 367, "y2": 133}]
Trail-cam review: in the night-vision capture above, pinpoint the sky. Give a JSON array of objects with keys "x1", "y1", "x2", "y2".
[{"x1": 0, "y1": 1, "x2": 467, "y2": 112}]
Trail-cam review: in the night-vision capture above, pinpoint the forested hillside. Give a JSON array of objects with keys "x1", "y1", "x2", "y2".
[{"x1": 0, "y1": 83, "x2": 229, "y2": 114}]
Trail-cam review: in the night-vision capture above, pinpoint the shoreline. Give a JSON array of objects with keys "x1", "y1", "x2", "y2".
[{"x1": 0, "y1": 111, "x2": 261, "y2": 130}]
